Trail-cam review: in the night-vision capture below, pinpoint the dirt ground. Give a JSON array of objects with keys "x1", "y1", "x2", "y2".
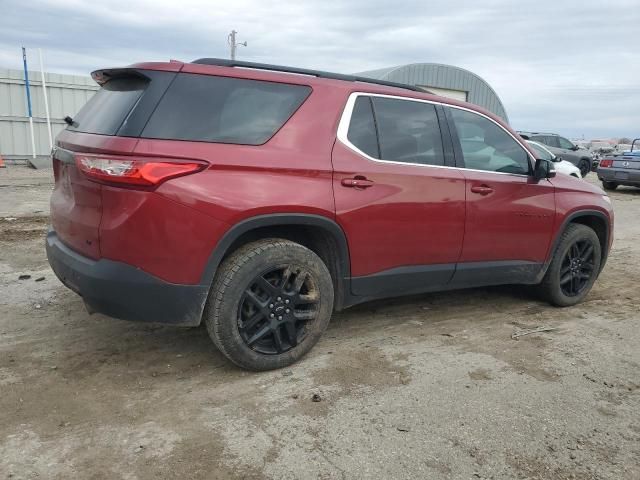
[{"x1": 1, "y1": 165, "x2": 639, "y2": 480}]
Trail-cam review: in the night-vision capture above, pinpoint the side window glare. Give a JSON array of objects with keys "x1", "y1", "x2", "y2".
[{"x1": 450, "y1": 108, "x2": 530, "y2": 175}]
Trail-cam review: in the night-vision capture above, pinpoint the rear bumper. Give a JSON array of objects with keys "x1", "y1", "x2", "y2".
[
  {"x1": 598, "y1": 168, "x2": 640, "y2": 186},
  {"x1": 46, "y1": 230, "x2": 209, "y2": 326}
]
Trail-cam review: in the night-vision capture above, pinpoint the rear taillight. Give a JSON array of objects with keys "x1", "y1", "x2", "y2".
[
  {"x1": 75, "y1": 153, "x2": 206, "y2": 187},
  {"x1": 599, "y1": 159, "x2": 613, "y2": 168}
]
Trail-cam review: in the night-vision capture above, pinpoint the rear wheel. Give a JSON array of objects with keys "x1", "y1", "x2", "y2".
[
  {"x1": 205, "y1": 239, "x2": 334, "y2": 371},
  {"x1": 537, "y1": 224, "x2": 601, "y2": 307},
  {"x1": 578, "y1": 159, "x2": 591, "y2": 178},
  {"x1": 602, "y1": 181, "x2": 618, "y2": 191}
]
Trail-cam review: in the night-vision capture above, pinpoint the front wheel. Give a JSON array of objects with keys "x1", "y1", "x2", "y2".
[
  {"x1": 578, "y1": 159, "x2": 591, "y2": 178},
  {"x1": 602, "y1": 181, "x2": 618, "y2": 191},
  {"x1": 205, "y1": 239, "x2": 334, "y2": 371},
  {"x1": 536, "y1": 224, "x2": 601, "y2": 307}
]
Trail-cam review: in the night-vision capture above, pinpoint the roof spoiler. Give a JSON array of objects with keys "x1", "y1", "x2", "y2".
[{"x1": 90, "y1": 68, "x2": 150, "y2": 86}]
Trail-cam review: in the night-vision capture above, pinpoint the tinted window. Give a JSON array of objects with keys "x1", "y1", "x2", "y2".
[
  {"x1": 68, "y1": 77, "x2": 148, "y2": 135},
  {"x1": 558, "y1": 137, "x2": 574, "y2": 149},
  {"x1": 142, "y1": 74, "x2": 311, "y2": 145},
  {"x1": 450, "y1": 108, "x2": 530, "y2": 175},
  {"x1": 347, "y1": 97, "x2": 380, "y2": 158},
  {"x1": 371, "y1": 97, "x2": 444, "y2": 165},
  {"x1": 545, "y1": 136, "x2": 560, "y2": 148}
]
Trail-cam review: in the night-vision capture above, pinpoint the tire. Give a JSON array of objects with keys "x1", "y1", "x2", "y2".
[
  {"x1": 602, "y1": 181, "x2": 618, "y2": 191},
  {"x1": 578, "y1": 159, "x2": 591, "y2": 178},
  {"x1": 537, "y1": 224, "x2": 601, "y2": 307},
  {"x1": 205, "y1": 239, "x2": 334, "y2": 371}
]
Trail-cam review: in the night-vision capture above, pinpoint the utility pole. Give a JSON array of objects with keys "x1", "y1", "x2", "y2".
[
  {"x1": 22, "y1": 47, "x2": 36, "y2": 160},
  {"x1": 38, "y1": 49, "x2": 53, "y2": 151},
  {"x1": 228, "y1": 30, "x2": 247, "y2": 60}
]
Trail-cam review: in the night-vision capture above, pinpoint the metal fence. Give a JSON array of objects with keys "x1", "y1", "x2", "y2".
[{"x1": 0, "y1": 68, "x2": 97, "y2": 161}]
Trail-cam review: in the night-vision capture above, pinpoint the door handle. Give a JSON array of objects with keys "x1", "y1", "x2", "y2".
[
  {"x1": 470, "y1": 185, "x2": 493, "y2": 195},
  {"x1": 341, "y1": 177, "x2": 374, "y2": 189}
]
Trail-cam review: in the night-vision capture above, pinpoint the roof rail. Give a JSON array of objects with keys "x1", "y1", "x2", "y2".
[
  {"x1": 191, "y1": 58, "x2": 424, "y2": 93},
  {"x1": 517, "y1": 131, "x2": 557, "y2": 136}
]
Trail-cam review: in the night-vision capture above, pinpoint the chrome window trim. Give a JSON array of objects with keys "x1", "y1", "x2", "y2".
[{"x1": 336, "y1": 92, "x2": 534, "y2": 178}]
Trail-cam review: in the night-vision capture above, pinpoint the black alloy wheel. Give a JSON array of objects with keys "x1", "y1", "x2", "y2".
[
  {"x1": 559, "y1": 239, "x2": 596, "y2": 297},
  {"x1": 238, "y1": 265, "x2": 320, "y2": 355},
  {"x1": 578, "y1": 159, "x2": 591, "y2": 178},
  {"x1": 536, "y1": 223, "x2": 602, "y2": 307},
  {"x1": 206, "y1": 239, "x2": 333, "y2": 371}
]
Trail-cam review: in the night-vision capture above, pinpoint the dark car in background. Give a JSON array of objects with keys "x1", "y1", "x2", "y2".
[
  {"x1": 518, "y1": 131, "x2": 593, "y2": 177},
  {"x1": 597, "y1": 138, "x2": 640, "y2": 191}
]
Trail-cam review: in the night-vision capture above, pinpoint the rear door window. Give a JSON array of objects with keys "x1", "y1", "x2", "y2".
[
  {"x1": 544, "y1": 136, "x2": 560, "y2": 148},
  {"x1": 371, "y1": 97, "x2": 445, "y2": 166},
  {"x1": 141, "y1": 74, "x2": 311, "y2": 145},
  {"x1": 68, "y1": 76, "x2": 148, "y2": 135}
]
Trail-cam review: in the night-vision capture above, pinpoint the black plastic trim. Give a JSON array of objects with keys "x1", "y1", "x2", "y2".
[
  {"x1": 449, "y1": 260, "x2": 543, "y2": 287},
  {"x1": 435, "y1": 105, "x2": 456, "y2": 167},
  {"x1": 444, "y1": 106, "x2": 465, "y2": 168},
  {"x1": 345, "y1": 260, "x2": 545, "y2": 307},
  {"x1": 535, "y1": 209, "x2": 612, "y2": 281},
  {"x1": 47, "y1": 230, "x2": 209, "y2": 325},
  {"x1": 350, "y1": 264, "x2": 455, "y2": 297}
]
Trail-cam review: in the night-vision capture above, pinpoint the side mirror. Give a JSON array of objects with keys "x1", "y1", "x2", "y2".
[
  {"x1": 571, "y1": 145, "x2": 579, "y2": 151},
  {"x1": 534, "y1": 158, "x2": 556, "y2": 180},
  {"x1": 554, "y1": 155, "x2": 562, "y2": 163}
]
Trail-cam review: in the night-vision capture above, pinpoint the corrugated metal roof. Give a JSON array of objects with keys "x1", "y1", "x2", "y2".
[{"x1": 356, "y1": 63, "x2": 509, "y2": 122}]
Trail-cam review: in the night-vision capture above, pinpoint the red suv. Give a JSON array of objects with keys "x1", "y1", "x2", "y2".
[{"x1": 47, "y1": 58, "x2": 614, "y2": 370}]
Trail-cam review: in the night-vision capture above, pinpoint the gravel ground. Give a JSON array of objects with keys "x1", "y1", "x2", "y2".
[{"x1": 0, "y1": 166, "x2": 638, "y2": 479}]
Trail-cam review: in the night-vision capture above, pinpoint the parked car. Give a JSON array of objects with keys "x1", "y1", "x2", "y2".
[
  {"x1": 525, "y1": 140, "x2": 582, "y2": 178},
  {"x1": 597, "y1": 138, "x2": 640, "y2": 191},
  {"x1": 518, "y1": 132, "x2": 593, "y2": 178},
  {"x1": 47, "y1": 58, "x2": 614, "y2": 370}
]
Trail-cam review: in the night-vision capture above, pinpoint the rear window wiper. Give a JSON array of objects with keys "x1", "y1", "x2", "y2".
[{"x1": 64, "y1": 116, "x2": 78, "y2": 127}]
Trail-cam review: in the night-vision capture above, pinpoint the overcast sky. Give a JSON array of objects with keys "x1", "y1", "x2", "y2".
[{"x1": 1, "y1": 0, "x2": 638, "y2": 139}]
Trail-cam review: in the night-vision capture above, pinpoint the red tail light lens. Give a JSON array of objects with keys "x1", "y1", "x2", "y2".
[
  {"x1": 75, "y1": 154, "x2": 206, "y2": 187},
  {"x1": 599, "y1": 159, "x2": 613, "y2": 168}
]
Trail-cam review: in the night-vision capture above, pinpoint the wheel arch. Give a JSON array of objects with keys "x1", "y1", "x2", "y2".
[
  {"x1": 539, "y1": 210, "x2": 611, "y2": 281},
  {"x1": 200, "y1": 214, "x2": 351, "y2": 310}
]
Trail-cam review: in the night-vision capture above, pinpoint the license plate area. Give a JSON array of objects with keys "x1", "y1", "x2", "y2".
[{"x1": 615, "y1": 171, "x2": 629, "y2": 180}]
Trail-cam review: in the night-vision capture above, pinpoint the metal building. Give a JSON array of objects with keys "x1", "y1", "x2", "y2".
[
  {"x1": 356, "y1": 63, "x2": 509, "y2": 123},
  {"x1": 0, "y1": 68, "x2": 97, "y2": 161}
]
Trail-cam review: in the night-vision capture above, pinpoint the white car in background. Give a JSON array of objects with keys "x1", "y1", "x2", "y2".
[{"x1": 526, "y1": 140, "x2": 582, "y2": 178}]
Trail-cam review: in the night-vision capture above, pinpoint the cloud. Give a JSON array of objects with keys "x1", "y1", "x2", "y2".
[{"x1": 1, "y1": 0, "x2": 638, "y2": 138}]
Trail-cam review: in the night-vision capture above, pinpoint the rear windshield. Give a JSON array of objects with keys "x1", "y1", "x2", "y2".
[
  {"x1": 141, "y1": 74, "x2": 311, "y2": 145},
  {"x1": 68, "y1": 76, "x2": 148, "y2": 135}
]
